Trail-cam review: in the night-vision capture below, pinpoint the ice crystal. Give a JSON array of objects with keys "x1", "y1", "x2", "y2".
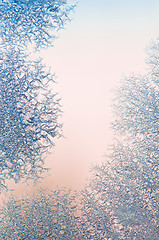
[
  {"x1": 0, "y1": 0, "x2": 75, "y2": 190},
  {"x1": 0, "y1": 188, "x2": 82, "y2": 239},
  {"x1": 0, "y1": 0, "x2": 75, "y2": 50},
  {"x1": 79, "y1": 40, "x2": 159, "y2": 239},
  {"x1": 0, "y1": 45, "x2": 62, "y2": 191}
]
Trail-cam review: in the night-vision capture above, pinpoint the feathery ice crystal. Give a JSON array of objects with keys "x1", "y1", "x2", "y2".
[{"x1": 0, "y1": 45, "x2": 62, "y2": 191}]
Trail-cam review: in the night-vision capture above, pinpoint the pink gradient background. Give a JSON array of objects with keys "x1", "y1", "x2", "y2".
[{"x1": 1, "y1": 0, "x2": 159, "y2": 201}]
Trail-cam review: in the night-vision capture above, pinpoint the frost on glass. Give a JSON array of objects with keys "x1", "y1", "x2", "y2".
[
  {"x1": 109, "y1": 80, "x2": 158, "y2": 237},
  {"x1": 0, "y1": 188, "x2": 82, "y2": 239},
  {"x1": 0, "y1": 45, "x2": 62, "y2": 191},
  {"x1": 110, "y1": 45, "x2": 158, "y2": 237},
  {"x1": 79, "y1": 179, "x2": 119, "y2": 239},
  {"x1": 0, "y1": 0, "x2": 75, "y2": 191},
  {"x1": 79, "y1": 41, "x2": 159, "y2": 239},
  {"x1": 0, "y1": 0, "x2": 75, "y2": 50}
]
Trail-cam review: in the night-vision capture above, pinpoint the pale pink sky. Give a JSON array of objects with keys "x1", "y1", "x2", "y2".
[{"x1": 1, "y1": 0, "x2": 159, "y2": 200}]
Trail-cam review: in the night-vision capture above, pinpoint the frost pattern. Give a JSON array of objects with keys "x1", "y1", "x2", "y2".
[
  {"x1": 79, "y1": 41, "x2": 159, "y2": 239},
  {"x1": 0, "y1": 0, "x2": 74, "y2": 191},
  {"x1": 79, "y1": 181, "x2": 118, "y2": 239},
  {"x1": 0, "y1": 188, "x2": 82, "y2": 239},
  {"x1": 0, "y1": 45, "x2": 62, "y2": 190},
  {"x1": 0, "y1": 0, "x2": 75, "y2": 50}
]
